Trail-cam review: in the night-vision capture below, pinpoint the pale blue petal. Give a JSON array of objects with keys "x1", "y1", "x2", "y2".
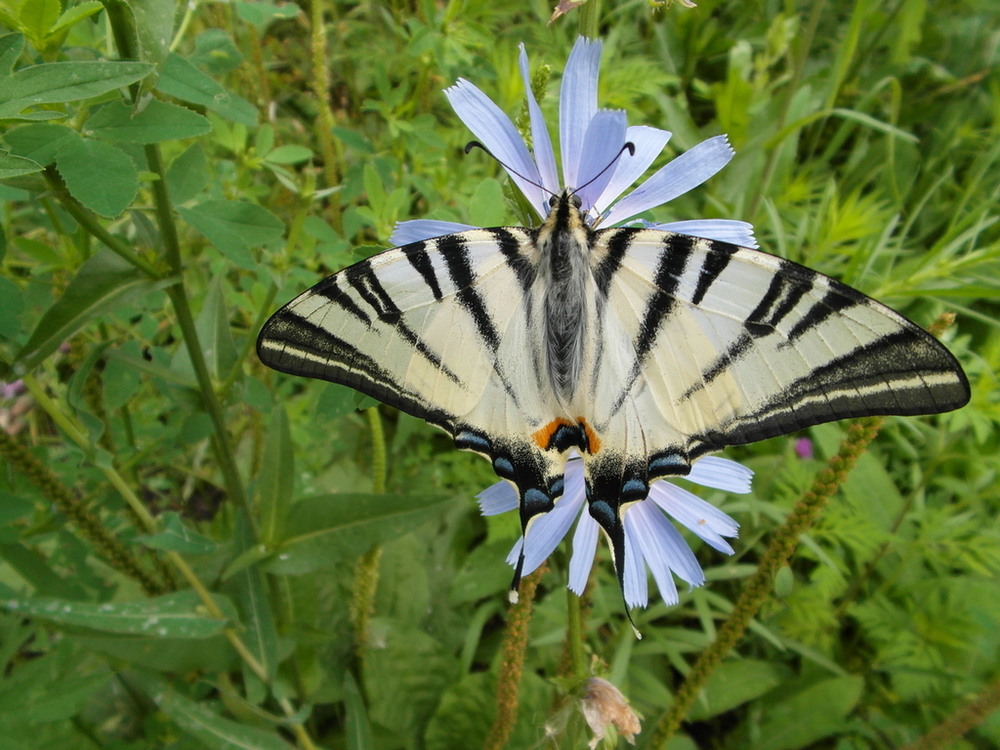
[
  {"x1": 686, "y1": 456, "x2": 753, "y2": 494},
  {"x1": 593, "y1": 125, "x2": 672, "y2": 218},
  {"x1": 568, "y1": 509, "x2": 599, "y2": 595},
  {"x1": 622, "y1": 511, "x2": 648, "y2": 608},
  {"x1": 629, "y1": 499, "x2": 706, "y2": 588},
  {"x1": 390, "y1": 219, "x2": 477, "y2": 246},
  {"x1": 653, "y1": 219, "x2": 758, "y2": 248},
  {"x1": 506, "y1": 481, "x2": 586, "y2": 575},
  {"x1": 624, "y1": 502, "x2": 679, "y2": 605},
  {"x1": 477, "y1": 480, "x2": 518, "y2": 516},
  {"x1": 575, "y1": 109, "x2": 627, "y2": 212},
  {"x1": 648, "y1": 481, "x2": 739, "y2": 554},
  {"x1": 601, "y1": 135, "x2": 734, "y2": 226},
  {"x1": 518, "y1": 43, "x2": 558, "y2": 201},
  {"x1": 559, "y1": 37, "x2": 601, "y2": 189},
  {"x1": 445, "y1": 79, "x2": 546, "y2": 211}
]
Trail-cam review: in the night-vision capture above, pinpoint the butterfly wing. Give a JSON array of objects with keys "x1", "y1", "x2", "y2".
[
  {"x1": 257, "y1": 228, "x2": 569, "y2": 544},
  {"x1": 577, "y1": 228, "x2": 969, "y2": 587}
]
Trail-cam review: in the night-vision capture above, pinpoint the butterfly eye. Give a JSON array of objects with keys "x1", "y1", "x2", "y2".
[
  {"x1": 571, "y1": 194, "x2": 583, "y2": 209},
  {"x1": 548, "y1": 195, "x2": 559, "y2": 208}
]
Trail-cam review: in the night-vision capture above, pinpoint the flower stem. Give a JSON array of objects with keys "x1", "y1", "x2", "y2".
[
  {"x1": 647, "y1": 417, "x2": 883, "y2": 746},
  {"x1": 567, "y1": 590, "x2": 587, "y2": 681},
  {"x1": 351, "y1": 407, "x2": 388, "y2": 652},
  {"x1": 899, "y1": 676, "x2": 1000, "y2": 750},
  {"x1": 484, "y1": 568, "x2": 544, "y2": 750},
  {"x1": 309, "y1": 0, "x2": 343, "y2": 233},
  {"x1": 578, "y1": 0, "x2": 601, "y2": 39}
]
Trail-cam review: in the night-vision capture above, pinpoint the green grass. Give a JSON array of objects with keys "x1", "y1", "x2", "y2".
[{"x1": 0, "y1": 1, "x2": 997, "y2": 748}]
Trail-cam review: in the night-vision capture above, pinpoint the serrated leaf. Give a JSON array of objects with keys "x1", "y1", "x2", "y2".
[
  {"x1": 135, "y1": 511, "x2": 218, "y2": 554},
  {"x1": 0, "y1": 590, "x2": 234, "y2": 638},
  {"x1": 55, "y1": 137, "x2": 138, "y2": 217},
  {"x1": 17, "y1": 0, "x2": 60, "y2": 43},
  {"x1": 84, "y1": 99, "x2": 210, "y2": 143},
  {"x1": 13, "y1": 248, "x2": 162, "y2": 374},
  {"x1": 2, "y1": 122, "x2": 79, "y2": 165},
  {"x1": 0, "y1": 61, "x2": 153, "y2": 119},
  {"x1": 157, "y1": 53, "x2": 257, "y2": 126},
  {"x1": 178, "y1": 199, "x2": 284, "y2": 268},
  {"x1": 264, "y1": 493, "x2": 452, "y2": 574},
  {"x1": 157, "y1": 687, "x2": 295, "y2": 750},
  {"x1": 48, "y1": 1, "x2": 104, "y2": 37}
]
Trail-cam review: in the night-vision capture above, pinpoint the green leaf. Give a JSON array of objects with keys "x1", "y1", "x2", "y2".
[
  {"x1": 13, "y1": 248, "x2": 163, "y2": 374},
  {"x1": 194, "y1": 273, "x2": 238, "y2": 379},
  {"x1": 0, "y1": 61, "x2": 153, "y2": 119},
  {"x1": 231, "y1": 511, "x2": 279, "y2": 684},
  {"x1": 264, "y1": 144, "x2": 312, "y2": 165},
  {"x1": 178, "y1": 199, "x2": 284, "y2": 268},
  {"x1": 54, "y1": 137, "x2": 139, "y2": 217},
  {"x1": 468, "y1": 178, "x2": 507, "y2": 227},
  {"x1": 156, "y1": 686, "x2": 295, "y2": 750},
  {"x1": 0, "y1": 32, "x2": 25, "y2": 75},
  {"x1": 234, "y1": 1, "x2": 301, "y2": 28},
  {"x1": 0, "y1": 590, "x2": 235, "y2": 638},
  {"x1": 264, "y1": 493, "x2": 453, "y2": 574},
  {"x1": 84, "y1": 99, "x2": 210, "y2": 143},
  {"x1": 135, "y1": 512, "x2": 219, "y2": 554},
  {"x1": 17, "y1": 0, "x2": 60, "y2": 43},
  {"x1": 257, "y1": 405, "x2": 293, "y2": 544},
  {"x1": 686, "y1": 660, "x2": 788, "y2": 720},
  {"x1": 0, "y1": 149, "x2": 41, "y2": 179},
  {"x1": 755, "y1": 676, "x2": 864, "y2": 750},
  {"x1": 130, "y1": 0, "x2": 177, "y2": 68},
  {"x1": 2, "y1": 122, "x2": 80, "y2": 165},
  {"x1": 48, "y1": 1, "x2": 104, "y2": 38},
  {"x1": 166, "y1": 142, "x2": 208, "y2": 203},
  {"x1": 0, "y1": 663, "x2": 109, "y2": 724},
  {"x1": 344, "y1": 671, "x2": 374, "y2": 750},
  {"x1": 158, "y1": 53, "x2": 257, "y2": 126}
]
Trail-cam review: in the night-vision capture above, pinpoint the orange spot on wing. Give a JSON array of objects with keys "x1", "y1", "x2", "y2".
[
  {"x1": 532, "y1": 419, "x2": 572, "y2": 450},
  {"x1": 577, "y1": 417, "x2": 602, "y2": 454}
]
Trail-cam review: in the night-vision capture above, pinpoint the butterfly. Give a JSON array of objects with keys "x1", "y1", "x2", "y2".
[{"x1": 257, "y1": 188, "x2": 970, "y2": 603}]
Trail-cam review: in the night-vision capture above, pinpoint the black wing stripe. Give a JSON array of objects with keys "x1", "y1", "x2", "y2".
[
  {"x1": 257, "y1": 315, "x2": 455, "y2": 428},
  {"x1": 402, "y1": 241, "x2": 444, "y2": 300},
  {"x1": 437, "y1": 234, "x2": 501, "y2": 352},
  {"x1": 492, "y1": 228, "x2": 538, "y2": 293},
  {"x1": 691, "y1": 242, "x2": 736, "y2": 306}
]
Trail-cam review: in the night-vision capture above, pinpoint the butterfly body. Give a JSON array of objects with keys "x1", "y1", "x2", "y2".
[{"x1": 258, "y1": 190, "x2": 969, "y2": 599}]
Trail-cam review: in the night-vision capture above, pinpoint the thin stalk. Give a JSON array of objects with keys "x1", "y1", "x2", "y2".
[
  {"x1": 309, "y1": 0, "x2": 343, "y2": 232},
  {"x1": 484, "y1": 569, "x2": 544, "y2": 750},
  {"x1": 899, "y1": 677, "x2": 1000, "y2": 750},
  {"x1": 578, "y1": 0, "x2": 601, "y2": 39},
  {"x1": 351, "y1": 408, "x2": 388, "y2": 652},
  {"x1": 647, "y1": 417, "x2": 884, "y2": 746}
]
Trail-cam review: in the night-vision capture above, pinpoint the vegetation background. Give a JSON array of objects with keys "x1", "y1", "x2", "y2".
[{"x1": 0, "y1": 0, "x2": 997, "y2": 748}]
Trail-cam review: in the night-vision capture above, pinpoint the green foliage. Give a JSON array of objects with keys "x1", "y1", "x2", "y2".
[{"x1": 0, "y1": 1, "x2": 997, "y2": 749}]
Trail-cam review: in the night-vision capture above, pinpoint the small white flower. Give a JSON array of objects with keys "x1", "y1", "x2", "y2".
[
  {"x1": 392, "y1": 36, "x2": 756, "y2": 248},
  {"x1": 479, "y1": 454, "x2": 750, "y2": 609}
]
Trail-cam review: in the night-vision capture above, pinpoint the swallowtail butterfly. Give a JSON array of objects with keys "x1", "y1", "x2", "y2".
[{"x1": 257, "y1": 189, "x2": 970, "y2": 601}]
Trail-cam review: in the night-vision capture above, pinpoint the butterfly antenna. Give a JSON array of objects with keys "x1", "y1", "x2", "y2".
[
  {"x1": 465, "y1": 140, "x2": 556, "y2": 199},
  {"x1": 572, "y1": 141, "x2": 636, "y2": 195}
]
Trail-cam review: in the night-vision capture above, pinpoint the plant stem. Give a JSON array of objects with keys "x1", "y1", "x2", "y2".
[
  {"x1": 647, "y1": 417, "x2": 883, "y2": 746},
  {"x1": 484, "y1": 568, "x2": 544, "y2": 750},
  {"x1": 899, "y1": 676, "x2": 1000, "y2": 750}
]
